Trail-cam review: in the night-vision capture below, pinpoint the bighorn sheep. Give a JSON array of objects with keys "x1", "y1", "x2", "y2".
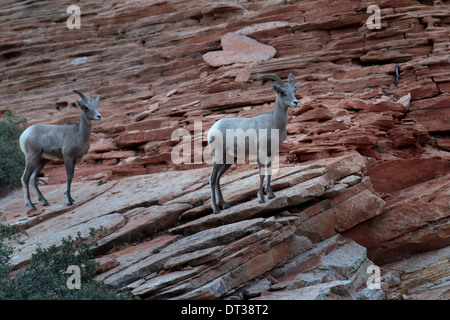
[
  {"x1": 207, "y1": 73, "x2": 300, "y2": 214},
  {"x1": 19, "y1": 89, "x2": 102, "y2": 210}
]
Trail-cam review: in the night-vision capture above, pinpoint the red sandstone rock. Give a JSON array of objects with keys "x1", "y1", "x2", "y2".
[
  {"x1": 344, "y1": 172, "x2": 450, "y2": 264},
  {"x1": 296, "y1": 177, "x2": 385, "y2": 242},
  {"x1": 365, "y1": 158, "x2": 449, "y2": 194},
  {"x1": 1, "y1": 0, "x2": 449, "y2": 301},
  {"x1": 354, "y1": 113, "x2": 394, "y2": 131},
  {"x1": 89, "y1": 137, "x2": 119, "y2": 153},
  {"x1": 114, "y1": 127, "x2": 175, "y2": 148}
]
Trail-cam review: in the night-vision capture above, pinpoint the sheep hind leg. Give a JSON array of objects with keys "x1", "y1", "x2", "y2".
[
  {"x1": 30, "y1": 159, "x2": 50, "y2": 206},
  {"x1": 209, "y1": 163, "x2": 221, "y2": 214},
  {"x1": 265, "y1": 161, "x2": 276, "y2": 199},
  {"x1": 257, "y1": 161, "x2": 265, "y2": 204},
  {"x1": 21, "y1": 159, "x2": 38, "y2": 211},
  {"x1": 265, "y1": 176, "x2": 276, "y2": 199},
  {"x1": 215, "y1": 163, "x2": 232, "y2": 210}
]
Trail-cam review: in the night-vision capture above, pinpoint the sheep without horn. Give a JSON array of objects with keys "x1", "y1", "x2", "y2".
[
  {"x1": 207, "y1": 73, "x2": 301, "y2": 214},
  {"x1": 19, "y1": 89, "x2": 102, "y2": 210}
]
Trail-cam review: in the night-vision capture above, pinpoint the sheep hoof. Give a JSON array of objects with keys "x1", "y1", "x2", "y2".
[
  {"x1": 212, "y1": 208, "x2": 221, "y2": 214},
  {"x1": 267, "y1": 193, "x2": 276, "y2": 199},
  {"x1": 221, "y1": 202, "x2": 231, "y2": 210},
  {"x1": 64, "y1": 191, "x2": 74, "y2": 203}
]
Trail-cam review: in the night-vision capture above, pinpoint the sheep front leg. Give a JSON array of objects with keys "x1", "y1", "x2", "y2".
[
  {"x1": 64, "y1": 157, "x2": 75, "y2": 206},
  {"x1": 216, "y1": 163, "x2": 232, "y2": 210},
  {"x1": 265, "y1": 160, "x2": 276, "y2": 199},
  {"x1": 210, "y1": 163, "x2": 221, "y2": 214}
]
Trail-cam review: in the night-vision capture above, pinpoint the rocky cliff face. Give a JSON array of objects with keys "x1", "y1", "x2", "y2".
[{"x1": 0, "y1": 0, "x2": 449, "y2": 299}]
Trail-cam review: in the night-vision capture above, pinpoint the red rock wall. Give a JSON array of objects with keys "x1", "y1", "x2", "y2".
[{"x1": 0, "y1": 0, "x2": 448, "y2": 180}]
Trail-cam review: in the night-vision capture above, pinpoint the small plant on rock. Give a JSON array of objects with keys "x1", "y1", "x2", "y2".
[{"x1": 0, "y1": 216, "x2": 135, "y2": 300}]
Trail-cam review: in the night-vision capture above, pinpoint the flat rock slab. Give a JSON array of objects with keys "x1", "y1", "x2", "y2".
[
  {"x1": 0, "y1": 180, "x2": 116, "y2": 228},
  {"x1": 203, "y1": 32, "x2": 276, "y2": 67},
  {"x1": 170, "y1": 175, "x2": 328, "y2": 235}
]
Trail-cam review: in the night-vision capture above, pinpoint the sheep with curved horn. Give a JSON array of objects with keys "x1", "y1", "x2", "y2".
[
  {"x1": 19, "y1": 88, "x2": 102, "y2": 210},
  {"x1": 207, "y1": 73, "x2": 301, "y2": 214}
]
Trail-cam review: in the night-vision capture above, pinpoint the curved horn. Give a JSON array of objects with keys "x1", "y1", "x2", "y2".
[
  {"x1": 257, "y1": 74, "x2": 284, "y2": 86},
  {"x1": 288, "y1": 73, "x2": 295, "y2": 84},
  {"x1": 73, "y1": 90, "x2": 87, "y2": 103}
]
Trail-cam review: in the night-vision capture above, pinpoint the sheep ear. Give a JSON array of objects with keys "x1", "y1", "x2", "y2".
[
  {"x1": 96, "y1": 95, "x2": 100, "y2": 102},
  {"x1": 75, "y1": 100, "x2": 82, "y2": 108},
  {"x1": 294, "y1": 82, "x2": 301, "y2": 89}
]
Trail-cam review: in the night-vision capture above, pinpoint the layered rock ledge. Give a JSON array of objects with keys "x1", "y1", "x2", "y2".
[{"x1": 2, "y1": 152, "x2": 448, "y2": 299}]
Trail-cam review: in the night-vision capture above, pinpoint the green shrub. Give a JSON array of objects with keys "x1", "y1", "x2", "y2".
[
  {"x1": 0, "y1": 214, "x2": 135, "y2": 300},
  {"x1": 0, "y1": 112, "x2": 27, "y2": 195},
  {"x1": 0, "y1": 213, "x2": 27, "y2": 296}
]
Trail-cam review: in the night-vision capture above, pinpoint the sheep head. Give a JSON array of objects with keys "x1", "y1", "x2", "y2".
[
  {"x1": 73, "y1": 89, "x2": 102, "y2": 121},
  {"x1": 258, "y1": 73, "x2": 300, "y2": 109}
]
